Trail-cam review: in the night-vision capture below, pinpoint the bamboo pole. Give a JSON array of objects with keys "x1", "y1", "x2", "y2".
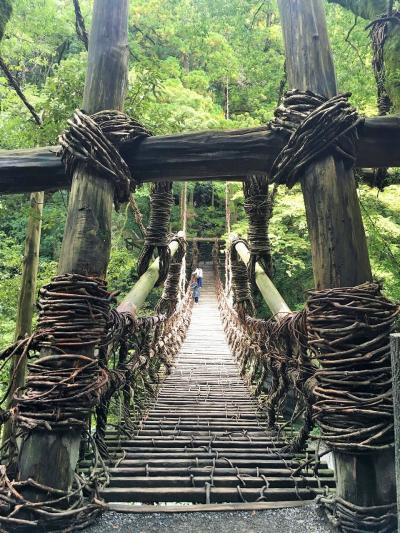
[
  {"x1": 230, "y1": 235, "x2": 290, "y2": 317},
  {"x1": 117, "y1": 233, "x2": 184, "y2": 316},
  {"x1": 2, "y1": 191, "x2": 44, "y2": 446},
  {"x1": 17, "y1": 0, "x2": 129, "y2": 495}
]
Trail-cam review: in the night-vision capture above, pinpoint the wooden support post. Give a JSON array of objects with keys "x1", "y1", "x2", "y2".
[
  {"x1": 390, "y1": 333, "x2": 400, "y2": 528},
  {"x1": 277, "y1": 0, "x2": 394, "y2": 519},
  {"x1": 17, "y1": 0, "x2": 129, "y2": 495},
  {"x1": 231, "y1": 235, "x2": 290, "y2": 317},
  {"x1": 2, "y1": 191, "x2": 44, "y2": 446},
  {"x1": 117, "y1": 234, "x2": 183, "y2": 316}
]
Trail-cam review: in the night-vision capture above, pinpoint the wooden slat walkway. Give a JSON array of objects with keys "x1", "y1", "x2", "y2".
[{"x1": 101, "y1": 265, "x2": 335, "y2": 511}]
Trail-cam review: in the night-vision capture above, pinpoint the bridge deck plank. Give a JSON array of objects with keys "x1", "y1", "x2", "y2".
[{"x1": 101, "y1": 265, "x2": 335, "y2": 511}]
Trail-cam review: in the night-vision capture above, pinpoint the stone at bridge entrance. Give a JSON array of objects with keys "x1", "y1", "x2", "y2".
[{"x1": 100, "y1": 265, "x2": 334, "y2": 510}]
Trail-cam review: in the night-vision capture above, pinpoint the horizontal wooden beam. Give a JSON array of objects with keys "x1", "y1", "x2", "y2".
[{"x1": 0, "y1": 116, "x2": 399, "y2": 194}]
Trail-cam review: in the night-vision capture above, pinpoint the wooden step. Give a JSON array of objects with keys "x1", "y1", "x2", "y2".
[{"x1": 101, "y1": 486, "x2": 317, "y2": 504}]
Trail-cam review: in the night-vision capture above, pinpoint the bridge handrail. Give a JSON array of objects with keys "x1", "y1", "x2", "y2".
[
  {"x1": 117, "y1": 230, "x2": 185, "y2": 317},
  {"x1": 229, "y1": 233, "x2": 290, "y2": 318}
]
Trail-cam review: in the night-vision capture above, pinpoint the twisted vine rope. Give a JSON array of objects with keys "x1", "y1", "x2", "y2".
[
  {"x1": 229, "y1": 239, "x2": 255, "y2": 320},
  {"x1": 58, "y1": 109, "x2": 150, "y2": 208},
  {"x1": 0, "y1": 252, "x2": 193, "y2": 528},
  {"x1": 307, "y1": 283, "x2": 399, "y2": 452},
  {"x1": 12, "y1": 274, "x2": 114, "y2": 432},
  {"x1": 307, "y1": 283, "x2": 399, "y2": 533},
  {"x1": 137, "y1": 181, "x2": 174, "y2": 285},
  {"x1": 367, "y1": 12, "x2": 400, "y2": 116},
  {"x1": 243, "y1": 176, "x2": 274, "y2": 283},
  {"x1": 318, "y1": 495, "x2": 397, "y2": 533},
  {"x1": 94, "y1": 284, "x2": 193, "y2": 458},
  {"x1": 214, "y1": 253, "x2": 315, "y2": 453},
  {"x1": 0, "y1": 274, "x2": 116, "y2": 530},
  {"x1": 365, "y1": 11, "x2": 400, "y2": 190},
  {"x1": 156, "y1": 236, "x2": 187, "y2": 316},
  {"x1": 269, "y1": 90, "x2": 361, "y2": 187}
]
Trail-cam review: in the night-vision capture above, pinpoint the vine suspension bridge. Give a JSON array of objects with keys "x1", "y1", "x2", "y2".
[{"x1": 0, "y1": 1, "x2": 399, "y2": 532}]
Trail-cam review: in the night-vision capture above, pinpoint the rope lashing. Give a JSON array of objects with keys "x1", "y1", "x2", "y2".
[
  {"x1": 0, "y1": 465, "x2": 106, "y2": 532},
  {"x1": 58, "y1": 109, "x2": 150, "y2": 208},
  {"x1": 229, "y1": 239, "x2": 255, "y2": 320},
  {"x1": 137, "y1": 181, "x2": 174, "y2": 286},
  {"x1": 365, "y1": 12, "x2": 400, "y2": 190},
  {"x1": 156, "y1": 235, "x2": 187, "y2": 317},
  {"x1": 12, "y1": 274, "x2": 115, "y2": 432},
  {"x1": 307, "y1": 283, "x2": 399, "y2": 453},
  {"x1": 269, "y1": 90, "x2": 362, "y2": 187},
  {"x1": 243, "y1": 175, "x2": 274, "y2": 283},
  {"x1": 319, "y1": 495, "x2": 397, "y2": 533},
  {"x1": 367, "y1": 11, "x2": 400, "y2": 115}
]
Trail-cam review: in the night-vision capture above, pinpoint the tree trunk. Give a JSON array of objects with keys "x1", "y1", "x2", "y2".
[
  {"x1": 17, "y1": 0, "x2": 129, "y2": 496},
  {"x1": 2, "y1": 191, "x2": 44, "y2": 447},
  {"x1": 0, "y1": 0, "x2": 12, "y2": 42},
  {"x1": 277, "y1": 0, "x2": 394, "y2": 521}
]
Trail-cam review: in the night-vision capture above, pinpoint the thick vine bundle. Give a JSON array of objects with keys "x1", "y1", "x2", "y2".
[{"x1": 137, "y1": 181, "x2": 174, "y2": 285}]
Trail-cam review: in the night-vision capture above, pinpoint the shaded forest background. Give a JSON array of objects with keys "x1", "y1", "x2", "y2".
[{"x1": 0, "y1": 0, "x2": 399, "y2": 348}]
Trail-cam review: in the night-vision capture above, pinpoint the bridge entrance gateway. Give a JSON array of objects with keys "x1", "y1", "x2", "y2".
[{"x1": 0, "y1": 1, "x2": 399, "y2": 532}]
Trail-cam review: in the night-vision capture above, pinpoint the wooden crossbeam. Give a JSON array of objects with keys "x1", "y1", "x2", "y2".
[{"x1": 0, "y1": 115, "x2": 399, "y2": 194}]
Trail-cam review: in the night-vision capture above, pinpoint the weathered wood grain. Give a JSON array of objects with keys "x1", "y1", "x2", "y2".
[
  {"x1": 277, "y1": 0, "x2": 394, "y2": 517},
  {"x1": 17, "y1": 0, "x2": 129, "y2": 495},
  {"x1": 2, "y1": 191, "x2": 44, "y2": 445},
  {"x1": 278, "y1": 0, "x2": 371, "y2": 289},
  {"x1": 0, "y1": 116, "x2": 399, "y2": 193}
]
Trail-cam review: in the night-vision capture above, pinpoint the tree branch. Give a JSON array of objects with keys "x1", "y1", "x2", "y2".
[
  {"x1": 72, "y1": 0, "x2": 88, "y2": 51},
  {"x1": 0, "y1": 55, "x2": 42, "y2": 125}
]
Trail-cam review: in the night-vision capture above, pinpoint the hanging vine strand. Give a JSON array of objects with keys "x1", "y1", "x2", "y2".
[
  {"x1": 229, "y1": 238, "x2": 255, "y2": 320},
  {"x1": 243, "y1": 175, "x2": 274, "y2": 284},
  {"x1": 137, "y1": 181, "x2": 174, "y2": 285}
]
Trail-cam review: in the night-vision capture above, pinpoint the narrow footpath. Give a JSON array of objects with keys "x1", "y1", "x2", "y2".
[{"x1": 99, "y1": 264, "x2": 334, "y2": 515}]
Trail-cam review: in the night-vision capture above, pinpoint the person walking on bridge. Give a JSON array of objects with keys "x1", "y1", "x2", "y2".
[
  {"x1": 190, "y1": 274, "x2": 200, "y2": 303},
  {"x1": 193, "y1": 265, "x2": 203, "y2": 288}
]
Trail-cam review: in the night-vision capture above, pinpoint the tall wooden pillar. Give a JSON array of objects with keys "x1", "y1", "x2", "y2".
[
  {"x1": 3, "y1": 191, "x2": 44, "y2": 446},
  {"x1": 277, "y1": 0, "x2": 395, "y2": 522},
  {"x1": 17, "y1": 0, "x2": 129, "y2": 494}
]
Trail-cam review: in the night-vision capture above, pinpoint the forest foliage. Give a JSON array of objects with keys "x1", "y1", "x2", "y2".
[{"x1": 0, "y1": 0, "x2": 399, "y2": 348}]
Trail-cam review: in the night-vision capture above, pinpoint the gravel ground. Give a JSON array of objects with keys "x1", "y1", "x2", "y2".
[{"x1": 88, "y1": 503, "x2": 335, "y2": 533}]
